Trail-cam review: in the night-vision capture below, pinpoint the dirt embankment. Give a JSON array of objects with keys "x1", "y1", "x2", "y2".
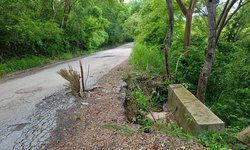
[{"x1": 44, "y1": 60, "x2": 204, "y2": 150}]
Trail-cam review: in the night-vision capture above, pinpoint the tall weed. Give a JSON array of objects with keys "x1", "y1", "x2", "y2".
[{"x1": 130, "y1": 43, "x2": 164, "y2": 75}]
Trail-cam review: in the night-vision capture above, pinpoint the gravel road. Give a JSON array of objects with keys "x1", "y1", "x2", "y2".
[{"x1": 0, "y1": 43, "x2": 132, "y2": 150}]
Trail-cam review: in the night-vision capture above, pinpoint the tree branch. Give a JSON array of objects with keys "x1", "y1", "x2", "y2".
[
  {"x1": 176, "y1": 0, "x2": 187, "y2": 16},
  {"x1": 223, "y1": 0, "x2": 250, "y2": 28},
  {"x1": 216, "y1": 0, "x2": 237, "y2": 43},
  {"x1": 189, "y1": 0, "x2": 197, "y2": 11},
  {"x1": 216, "y1": 0, "x2": 230, "y2": 29},
  {"x1": 52, "y1": 0, "x2": 65, "y2": 20},
  {"x1": 52, "y1": 0, "x2": 57, "y2": 20},
  {"x1": 197, "y1": 7, "x2": 207, "y2": 16}
]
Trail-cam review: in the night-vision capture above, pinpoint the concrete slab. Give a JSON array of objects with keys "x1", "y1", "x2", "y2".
[
  {"x1": 146, "y1": 112, "x2": 168, "y2": 121},
  {"x1": 168, "y1": 84, "x2": 224, "y2": 135}
]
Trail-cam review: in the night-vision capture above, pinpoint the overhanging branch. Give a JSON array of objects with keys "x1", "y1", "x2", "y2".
[{"x1": 176, "y1": 0, "x2": 187, "y2": 16}]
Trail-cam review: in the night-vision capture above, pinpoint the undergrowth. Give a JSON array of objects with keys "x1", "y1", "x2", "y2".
[
  {"x1": 127, "y1": 32, "x2": 249, "y2": 150},
  {"x1": 124, "y1": 0, "x2": 249, "y2": 149},
  {"x1": 0, "y1": 48, "x2": 102, "y2": 77},
  {"x1": 0, "y1": 56, "x2": 50, "y2": 76},
  {"x1": 198, "y1": 127, "x2": 248, "y2": 150},
  {"x1": 124, "y1": 68, "x2": 249, "y2": 150},
  {"x1": 124, "y1": 70, "x2": 195, "y2": 141}
]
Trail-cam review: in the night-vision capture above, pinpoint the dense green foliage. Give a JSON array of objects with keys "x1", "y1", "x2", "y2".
[
  {"x1": 124, "y1": 0, "x2": 168, "y2": 75},
  {"x1": 127, "y1": 0, "x2": 250, "y2": 129},
  {"x1": 0, "y1": 0, "x2": 132, "y2": 76},
  {"x1": 1, "y1": 0, "x2": 249, "y2": 148},
  {"x1": 125, "y1": 0, "x2": 250, "y2": 149}
]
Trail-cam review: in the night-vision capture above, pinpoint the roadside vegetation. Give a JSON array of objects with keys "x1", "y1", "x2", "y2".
[
  {"x1": 0, "y1": 0, "x2": 132, "y2": 77},
  {"x1": 123, "y1": 0, "x2": 250, "y2": 149},
  {"x1": 1, "y1": 0, "x2": 249, "y2": 149}
]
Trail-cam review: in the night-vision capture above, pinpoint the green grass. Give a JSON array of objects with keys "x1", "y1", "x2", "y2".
[
  {"x1": 0, "y1": 48, "x2": 104, "y2": 77},
  {"x1": 102, "y1": 124, "x2": 137, "y2": 136},
  {"x1": 158, "y1": 123, "x2": 194, "y2": 140},
  {"x1": 0, "y1": 42, "x2": 129, "y2": 77},
  {"x1": 197, "y1": 127, "x2": 249, "y2": 150},
  {"x1": 130, "y1": 43, "x2": 164, "y2": 75},
  {"x1": 61, "y1": 53, "x2": 74, "y2": 60},
  {"x1": 0, "y1": 56, "x2": 50, "y2": 76}
]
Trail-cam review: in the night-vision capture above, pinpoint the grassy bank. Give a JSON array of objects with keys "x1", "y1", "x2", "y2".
[{"x1": 0, "y1": 46, "x2": 110, "y2": 77}]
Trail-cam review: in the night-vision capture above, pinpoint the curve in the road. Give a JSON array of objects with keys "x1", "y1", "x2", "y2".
[{"x1": 0, "y1": 43, "x2": 132, "y2": 150}]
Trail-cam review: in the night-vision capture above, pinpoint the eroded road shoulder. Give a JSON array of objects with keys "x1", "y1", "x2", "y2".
[
  {"x1": 0, "y1": 43, "x2": 132, "y2": 150},
  {"x1": 44, "y1": 61, "x2": 204, "y2": 150},
  {"x1": 17, "y1": 90, "x2": 80, "y2": 150},
  {"x1": 0, "y1": 90, "x2": 78, "y2": 150}
]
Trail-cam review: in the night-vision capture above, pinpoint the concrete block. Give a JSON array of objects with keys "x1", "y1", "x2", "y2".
[
  {"x1": 237, "y1": 125, "x2": 250, "y2": 145},
  {"x1": 146, "y1": 112, "x2": 168, "y2": 121},
  {"x1": 168, "y1": 84, "x2": 224, "y2": 135}
]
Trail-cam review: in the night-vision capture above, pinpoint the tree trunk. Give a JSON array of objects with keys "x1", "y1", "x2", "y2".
[
  {"x1": 196, "y1": 0, "x2": 216, "y2": 102},
  {"x1": 183, "y1": 10, "x2": 192, "y2": 54},
  {"x1": 176, "y1": 0, "x2": 196, "y2": 54},
  {"x1": 52, "y1": 0, "x2": 57, "y2": 20},
  {"x1": 163, "y1": 0, "x2": 174, "y2": 79},
  {"x1": 60, "y1": 0, "x2": 71, "y2": 28}
]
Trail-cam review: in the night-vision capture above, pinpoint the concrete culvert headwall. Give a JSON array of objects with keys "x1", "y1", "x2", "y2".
[{"x1": 168, "y1": 84, "x2": 225, "y2": 136}]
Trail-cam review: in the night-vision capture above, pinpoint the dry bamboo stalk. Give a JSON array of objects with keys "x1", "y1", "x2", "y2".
[{"x1": 79, "y1": 60, "x2": 85, "y2": 91}]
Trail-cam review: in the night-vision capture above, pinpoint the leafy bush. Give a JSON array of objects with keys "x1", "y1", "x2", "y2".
[
  {"x1": 3, "y1": 17, "x2": 64, "y2": 58},
  {"x1": 206, "y1": 43, "x2": 250, "y2": 128},
  {"x1": 198, "y1": 131, "x2": 230, "y2": 149},
  {"x1": 62, "y1": 53, "x2": 74, "y2": 60},
  {"x1": 132, "y1": 90, "x2": 150, "y2": 111},
  {"x1": 198, "y1": 127, "x2": 249, "y2": 150},
  {"x1": 170, "y1": 44, "x2": 205, "y2": 93}
]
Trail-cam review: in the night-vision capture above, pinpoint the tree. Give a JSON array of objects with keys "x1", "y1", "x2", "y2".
[
  {"x1": 60, "y1": 0, "x2": 71, "y2": 28},
  {"x1": 196, "y1": 0, "x2": 250, "y2": 102},
  {"x1": 0, "y1": 0, "x2": 131, "y2": 60},
  {"x1": 196, "y1": 0, "x2": 216, "y2": 102},
  {"x1": 216, "y1": 0, "x2": 250, "y2": 43},
  {"x1": 224, "y1": 4, "x2": 250, "y2": 42},
  {"x1": 52, "y1": 0, "x2": 64, "y2": 21},
  {"x1": 176, "y1": 0, "x2": 196, "y2": 54},
  {"x1": 163, "y1": 0, "x2": 174, "y2": 79}
]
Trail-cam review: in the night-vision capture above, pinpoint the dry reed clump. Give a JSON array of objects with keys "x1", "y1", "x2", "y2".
[{"x1": 57, "y1": 65, "x2": 83, "y2": 97}]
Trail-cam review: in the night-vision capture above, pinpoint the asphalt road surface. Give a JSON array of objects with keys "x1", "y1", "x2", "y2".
[{"x1": 0, "y1": 43, "x2": 132, "y2": 150}]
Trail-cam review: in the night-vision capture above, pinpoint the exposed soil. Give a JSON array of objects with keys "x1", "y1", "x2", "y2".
[{"x1": 44, "y1": 60, "x2": 205, "y2": 150}]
